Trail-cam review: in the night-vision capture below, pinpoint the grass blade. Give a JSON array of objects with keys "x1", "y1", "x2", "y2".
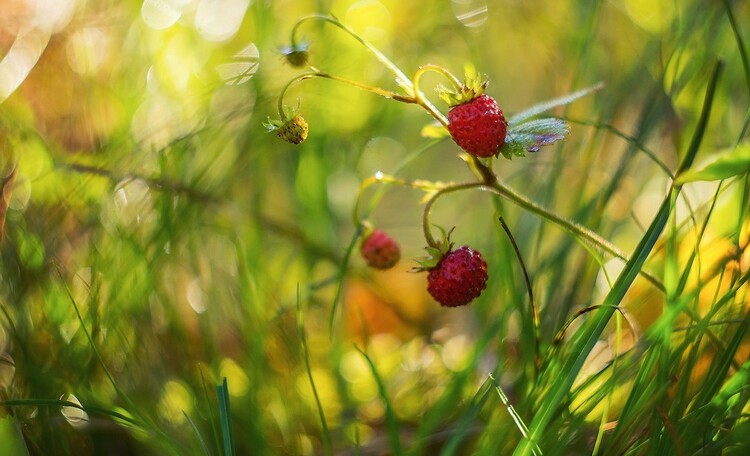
[
  {"x1": 513, "y1": 59, "x2": 724, "y2": 456},
  {"x1": 297, "y1": 285, "x2": 333, "y2": 456},
  {"x1": 217, "y1": 378, "x2": 234, "y2": 456},
  {"x1": 489, "y1": 374, "x2": 541, "y2": 456},
  {"x1": 183, "y1": 411, "x2": 213, "y2": 456},
  {"x1": 355, "y1": 346, "x2": 402, "y2": 455},
  {"x1": 508, "y1": 83, "x2": 604, "y2": 126},
  {"x1": 328, "y1": 226, "x2": 363, "y2": 337},
  {"x1": 439, "y1": 376, "x2": 493, "y2": 456}
]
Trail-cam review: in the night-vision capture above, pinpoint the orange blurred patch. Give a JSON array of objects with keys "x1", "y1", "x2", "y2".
[{"x1": 344, "y1": 268, "x2": 434, "y2": 343}]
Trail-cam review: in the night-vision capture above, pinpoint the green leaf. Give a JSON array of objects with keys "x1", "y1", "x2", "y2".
[
  {"x1": 499, "y1": 118, "x2": 570, "y2": 159},
  {"x1": 509, "y1": 82, "x2": 604, "y2": 126},
  {"x1": 675, "y1": 142, "x2": 750, "y2": 183}
]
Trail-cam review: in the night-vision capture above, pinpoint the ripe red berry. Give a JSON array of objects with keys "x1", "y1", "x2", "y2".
[
  {"x1": 361, "y1": 229, "x2": 401, "y2": 269},
  {"x1": 447, "y1": 94, "x2": 507, "y2": 158},
  {"x1": 427, "y1": 246, "x2": 488, "y2": 307}
]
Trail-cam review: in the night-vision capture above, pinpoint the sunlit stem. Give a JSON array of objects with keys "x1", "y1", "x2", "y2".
[
  {"x1": 277, "y1": 71, "x2": 416, "y2": 120},
  {"x1": 488, "y1": 181, "x2": 628, "y2": 261},
  {"x1": 420, "y1": 178, "x2": 664, "y2": 290},
  {"x1": 290, "y1": 14, "x2": 412, "y2": 94},
  {"x1": 352, "y1": 174, "x2": 405, "y2": 226},
  {"x1": 422, "y1": 182, "x2": 489, "y2": 248},
  {"x1": 353, "y1": 172, "x2": 442, "y2": 226},
  {"x1": 411, "y1": 64, "x2": 462, "y2": 127},
  {"x1": 277, "y1": 73, "x2": 315, "y2": 119}
]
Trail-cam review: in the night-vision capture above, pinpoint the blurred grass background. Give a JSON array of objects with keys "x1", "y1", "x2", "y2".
[{"x1": 0, "y1": 0, "x2": 749, "y2": 454}]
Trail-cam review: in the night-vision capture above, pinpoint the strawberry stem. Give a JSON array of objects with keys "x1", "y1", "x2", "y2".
[
  {"x1": 277, "y1": 71, "x2": 417, "y2": 120},
  {"x1": 419, "y1": 179, "x2": 665, "y2": 291},
  {"x1": 422, "y1": 182, "x2": 490, "y2": 248},
  {"x1": 287, "y1": 15, "x2": 456, "y2": 127},
  {"x1": 290, "y1": 14, "x2": 412, "y2": 95},
  {"x1": 352, "y1": 172, "x2": 443, "y2": 226},
  {"x1": 411, "y1": 64, "x2": 463, "y2": 127}
]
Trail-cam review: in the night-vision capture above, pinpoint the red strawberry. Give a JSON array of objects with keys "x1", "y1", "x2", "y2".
[
  {"x1": 361, "y1": 229, "x2": 401, "y2": 269},
  {"x1": 427, "y1": 246, "x2": 488, "y2": 307},
  {"x1": 447, "y1": 94, "x2": 507, "y2": 158}
]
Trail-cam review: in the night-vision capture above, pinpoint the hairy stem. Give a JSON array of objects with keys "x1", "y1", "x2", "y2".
[{"x1": 290, "y1": 14, "x2": 412, "y2": 93}]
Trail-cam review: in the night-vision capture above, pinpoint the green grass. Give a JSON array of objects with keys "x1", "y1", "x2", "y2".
[{"x1": 1, "y1": 0, "x2": 749, "y2": 454}]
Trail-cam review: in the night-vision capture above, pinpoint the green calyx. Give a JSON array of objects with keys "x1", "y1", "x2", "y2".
[
  {"x1": 412, "y1": 225, "x2": 454, "y2": 271},
  {"x1": 437, "y1": 64, "x2": 488, "y2": 107}
]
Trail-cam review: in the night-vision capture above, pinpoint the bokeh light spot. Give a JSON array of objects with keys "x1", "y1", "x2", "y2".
[
  {"x1": 158, "y1": 380, "x2": 193, "y2": 425},
  {"x1": 186, "y1": 278, "x2": 207, "y2": 314},
  {"x1": 141, "y1": 0, "x2": 182, "y2": 30},
  {"x1": 61, "y1": 394, "x2": 89, "y2": 427},
  {"x1": 29, "y1": 0, "x2": 77, "y2": 33},
  {"x1": 215, "y1": 43, "x2": 260, "y2": 85},
  {"x1": 0, "y1": 31, "x2": 49, "y2": 102},
  {"x1": 345, "y1": 0, "x2": 391, "y2": 44},
  {"x1": 451, "y1": 0, "x2": 488, "y2": 28},
  {"x1": 622, "y1": 0, "x2": 675, "y2": 34},
  {"x1": 113, "y1": 179, "x2": 153, "y2": 227},
  {"x1": 219, "y1": 358, "x2": 250, "y2": 396},
  {"x1": 194, "y1": 0, "x2": 251, "y2": 42},
  {"x1": 66, "y1": 27, "x2": 109, "y2": 75},
  {"x1": 441, "y1": 335, "x2": 472, "y2": 372}
]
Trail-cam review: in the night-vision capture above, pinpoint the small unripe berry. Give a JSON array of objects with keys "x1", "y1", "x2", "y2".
[
  {"x1": 277, "y1": 115, "x2": 309, "y2": 144},
  {"x1": 280, "y1": 43, "x2": 310, "y2": 68},
  {"x1": 361, "y1": 229, "x2": 401, "y2": 269}
]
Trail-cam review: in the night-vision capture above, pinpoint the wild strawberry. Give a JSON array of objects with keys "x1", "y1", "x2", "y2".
[
  {"x1": 361, "y1": 229, "x2": 401, "y2": 269},
  {"x1": 426, "y1": 246, "x2": 488, "y2": 307},
  {"x1": 447, "y1": 94, "x2": 507, "y2": 158},
  {"x1": 439, "y1": 67, "x2": 507, "y2": 158},
  {"x1": 265, "y1": 114, "x2": 309, "y2": 144},
  {"x1": 280, "y1": 42, "x2": 310, "y2": 68},
  {"x1": 277, "y1": 115, "x2": 308, "y2": 144}
]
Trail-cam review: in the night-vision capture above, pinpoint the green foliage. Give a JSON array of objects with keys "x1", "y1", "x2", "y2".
[
  {"x1": 676, "y1": 142, "x2": 750, "y2": 183},
  {"x1": 0, "y1": 0, "x2": 749, "y2": 455}
]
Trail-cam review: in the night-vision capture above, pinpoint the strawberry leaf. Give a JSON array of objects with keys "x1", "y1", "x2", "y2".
[
  {"x1": 499, "y1": 118, "x2": 569, "y2": 159},
  {"x1": 675, "y1": 142, "x2": 750, "y2": 184}
]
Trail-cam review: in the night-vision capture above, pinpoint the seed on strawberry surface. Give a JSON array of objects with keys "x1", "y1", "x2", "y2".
[
  {"x1": 427, "y1": 245, "x2": 488, "y2": 307},
  {"x1": 276, "y1": 115, "x2": 309, "y2": 144},
  {"x1": 361, "y1": 229, "x2": 401, "y2": 269},
  {"x1": 447, "y1": 94, "x2": 507, "y2": 158}
]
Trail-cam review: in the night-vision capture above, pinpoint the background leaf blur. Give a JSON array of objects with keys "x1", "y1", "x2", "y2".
[{"x1": 0, "y1": 0, "x2": 749, "y2": 454}]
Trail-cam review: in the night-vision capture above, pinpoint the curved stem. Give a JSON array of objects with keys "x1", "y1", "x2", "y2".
[
  {"x1": 277, "y1": 72, "x2": 316, "y2": 119},
  {"x1": 315, "y1": 72, "x2": 416, "y2": 103},
  {"x1": 419, "y1": 179, "x2": 665, "y2": 291},
  {"x1": 422, "y1": 182, "x2": 490, "y2": 248},
  {"x1": 277, "y1": 71, "x2": 417, "y2": 120},
  {"x1": 290, "y1": 14, "x2": 412, "y2": 93},
  {"x1": 353, "y1": 173, "x2": 442, "y2": 226},
  {"x1": 412, "y1": 64, "x2": 462, "y2": 127}
]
